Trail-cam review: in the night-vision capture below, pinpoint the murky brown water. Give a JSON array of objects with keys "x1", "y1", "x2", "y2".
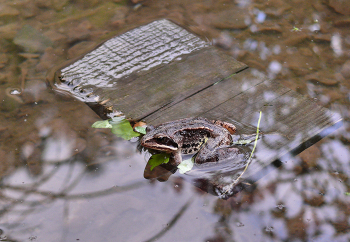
[{"x1": 1, "y1": 0, "x2": 350, "y2": 241}]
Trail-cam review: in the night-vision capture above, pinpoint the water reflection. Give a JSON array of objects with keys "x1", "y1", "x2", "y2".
[
  {"x1": 1, "y1": 139, "x2": 147, "y2": 241},
  {"x1": 0, "y1": 0, "x2": 350, "y2": 241},
  {"x1": 201, "y1": 154, "x2": 350, "y2": 241}
]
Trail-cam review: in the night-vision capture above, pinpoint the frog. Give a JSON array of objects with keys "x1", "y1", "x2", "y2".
[{"x1": 140, "y1": 117, "x2": 241, "y2": 165}]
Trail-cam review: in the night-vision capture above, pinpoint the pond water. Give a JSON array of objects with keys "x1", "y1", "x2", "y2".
[{"x1": 0, "y1": 0, "x2": 350, "y2": 241}]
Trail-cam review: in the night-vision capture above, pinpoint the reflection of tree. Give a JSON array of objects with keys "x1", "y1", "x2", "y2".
[
  {"x1": 0, "y1": 160, "x2": 147, "y2": 240},
  {"x1": 2, "y1": 180, "x2": 145, "y2": 200},
  {"x1": 144, "y1": 198, "x2": 193, "y2": 242},
  {"x1": 207, "y1": 139, "x2": 350, "y2": 241}
]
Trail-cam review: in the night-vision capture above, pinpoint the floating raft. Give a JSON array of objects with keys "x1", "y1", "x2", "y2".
[{"x1": 48, "y1": 19, "x2": 342, "y2": 198}]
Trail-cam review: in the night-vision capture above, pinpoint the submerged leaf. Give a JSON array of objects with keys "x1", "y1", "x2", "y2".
[
  {"x1": 111, "y1": 119, "x2": 140, "y2": 140},
  {"x1": 134, "y1": 126, "x2": 147, "y2": 134},
  {"x1": 149, "y1": 153, "x2": 170, "y2": 171},
  {"x1": 177, "y1": 158, "x2": 194, "y2": 174},
  {"x1": 91, "y1": 120, "x2": 112, "y2": 128}
]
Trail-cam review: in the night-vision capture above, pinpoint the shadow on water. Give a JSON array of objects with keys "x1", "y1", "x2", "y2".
[{"x1": 0, "y1": 0, "x2": 350, "y2": 241}]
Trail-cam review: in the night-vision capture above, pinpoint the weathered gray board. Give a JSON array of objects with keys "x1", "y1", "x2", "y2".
[
  {"x1": 52, "y1": 19, "x2": 247, "y2": 119},
  {"x1": 49, "y1": 19, "x2": 342, "y2": 198}
]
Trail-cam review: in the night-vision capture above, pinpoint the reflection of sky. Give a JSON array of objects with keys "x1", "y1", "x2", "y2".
[
  {"x1": 42, "y1": 135, "x2": 74, "y2": 162},
  {"x1": 321, "y1": 140, "x2": 350, "y2": 170},
  {"x1": 331, "y1": 33, "x2": 342, "y2": 57}
]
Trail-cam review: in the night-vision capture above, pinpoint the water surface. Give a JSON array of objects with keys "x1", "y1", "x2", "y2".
[{"x1": 0, "y1": 0, "x2": 350, "y2": 241}]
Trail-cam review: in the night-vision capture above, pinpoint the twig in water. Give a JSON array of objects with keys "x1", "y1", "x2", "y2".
[{"x1": 222, "y1": 111, "x2": 262, "y2": 195}]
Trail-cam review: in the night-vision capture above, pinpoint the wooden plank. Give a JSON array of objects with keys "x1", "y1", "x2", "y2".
[
  {"x1": 51, "y1": 19, "x2": 247, "y2": 119},
  {"x1": 144, "y1": 69, "x2": 290, "y2": 127},
  {"x1": 97, "y1": 47, "x2": 247, "y2": 120}
]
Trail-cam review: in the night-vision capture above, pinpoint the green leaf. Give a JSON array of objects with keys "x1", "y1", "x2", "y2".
[
  {"x1": 345, "y1": 192, "x2": 350, "y2": 196},
  {"x1": 111, "y1": 119, "x2": 140, "y2": 140},
  {"x1": 92, "y1": 116, "x2": 142, "y2": 140},
  {"x1": 91, "y1": 120, "x2": 112, "y2": 128},
  {"x1": 177, "y1": 158, "x2": 194, "y2": 174},
  {"x1": 148, "y1": 153, "x2": 170, "y2": 171},
  {"x1": 134, "y1": 126, "x2": 147, "y2": 134},
  {"x1": 291, "y1": 26, "x2": 301, "y2": 32}
]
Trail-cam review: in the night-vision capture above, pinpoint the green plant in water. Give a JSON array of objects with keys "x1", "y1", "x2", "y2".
[
  {"x1": 91, "y1": 116, "x2": 141, "y2": 140},
  {"x1": 291, "y1": 26, "x2": 301, "y2": 32},
  {"x1": 148, "y1": 153, "x2": 170, "y2": 171},
  {"x1": 245, "y1": 111, "x2": 262, "y2": 170},
  {"x1": 91, "y1": 119, "x2": 112, "y2": 129}
]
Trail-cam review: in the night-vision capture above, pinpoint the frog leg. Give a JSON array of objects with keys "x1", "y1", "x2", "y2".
[
  {"x1": 194, "y1": 135, "x2": 236, "y2": 164},
  {"x1": 195, "y1": 143, "x2": 240, "y2": 164},
  {"x1": 211, "y1": 120, "x2": 236, "y2": 134},
  {"x1": 169, "y1": 151, "x2": 183, "y2": 165}
]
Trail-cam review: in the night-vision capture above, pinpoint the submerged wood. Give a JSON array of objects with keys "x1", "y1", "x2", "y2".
[{"x1": 48, "y1": 19, "x2": 342, "y2": 198}]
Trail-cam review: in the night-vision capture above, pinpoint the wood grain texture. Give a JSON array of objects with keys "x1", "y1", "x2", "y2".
[
  {"x1": 53, "y1": 19, "x2": 247, "y2": 119},
  {"x1": 102, "y1": 47, "x2": 247, "y2": 120}
]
